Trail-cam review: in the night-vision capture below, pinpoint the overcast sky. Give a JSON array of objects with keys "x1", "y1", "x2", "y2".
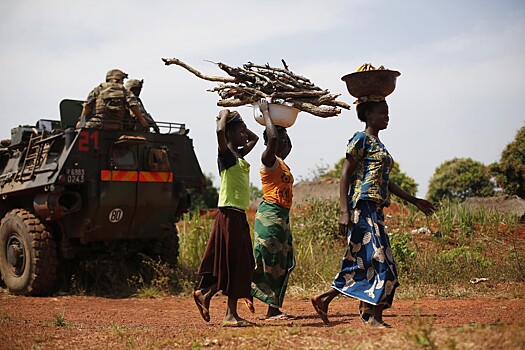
[{"x1": 1, "y1": 0, "x2": 524, "y2": 197}]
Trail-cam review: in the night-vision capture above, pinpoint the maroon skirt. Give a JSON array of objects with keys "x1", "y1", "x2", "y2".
[{"x1": 197, "y1": 207, "x2": 255, "y2": 298}]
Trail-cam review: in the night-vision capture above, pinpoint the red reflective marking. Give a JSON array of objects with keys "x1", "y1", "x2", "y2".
[
  {"x1": 139, "y1": 171, "x2": 173, "y2": 182},
  {"x1": 125, "y1": 171, "x2": 138, "y2": 181},
  {"x1": 100, "y1": 170, "x2": 137, "y2": 182},
  {"x1": 101, "y1": 170, "x2": 111, "y2": 181}
]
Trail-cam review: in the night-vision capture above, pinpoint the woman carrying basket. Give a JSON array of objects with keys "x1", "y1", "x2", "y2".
[{"x1": 311, "y1": 65, "x2": 435, "y2": 328}]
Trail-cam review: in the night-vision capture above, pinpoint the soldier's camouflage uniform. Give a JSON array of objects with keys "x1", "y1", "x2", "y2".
[
  {"x1": 125, "y1": 79, "x2": 159, "y2": 132},
  {"x1": 129, "y1": 96, "x2": 157, "y2": 131},
  {"x1": 83, "y1": 83, "x2": 140, "y2": 130}
]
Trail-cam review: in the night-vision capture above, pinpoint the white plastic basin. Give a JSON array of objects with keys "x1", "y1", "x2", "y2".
[{"x1": 252, "y1": 102, "x2": 300, "y2": 128}]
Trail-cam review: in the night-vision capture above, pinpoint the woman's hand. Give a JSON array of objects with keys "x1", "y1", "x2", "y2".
[
  {"x1": 339, "y1": 212, "x2": 350, "y2": 237},
  {"x1": 259, "y1": 98, "x2": 270, "y2": 113},
  {"x1": 415, "y1": 198, "x2": 435, "y2": 216},
  {"x1": 217, "y1": 109, "x2": 230, "y2": 121}
]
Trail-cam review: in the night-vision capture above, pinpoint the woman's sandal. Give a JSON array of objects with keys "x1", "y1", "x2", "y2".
[
  {"x1": 242, "y1": 298, "x2": 255, "y2": 314},
  {"x1": 193, "y1": 290, "x2": 210, "y2": 322},
  {"x1": 310, "y1": 297, "x2": 329, "y2": 325},
  {"x1": 365, "y1": 317, "x2": 392, "y2": 328}
]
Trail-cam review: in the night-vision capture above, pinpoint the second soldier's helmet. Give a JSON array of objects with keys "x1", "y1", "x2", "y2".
[
  {"x1": 105, "y1": 69, "x2": 128, "y2": 82},
  {"x1": 125, "y1": 79, "x2": 144, "y2": 90}
]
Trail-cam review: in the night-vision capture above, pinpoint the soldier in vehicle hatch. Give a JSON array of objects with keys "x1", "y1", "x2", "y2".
[
  {"x1": 125, "y1": 79, "x2": 160, "y2": 133},
  {"x1": 76, "y1": 69, "x2": 148, "y2": 130}
]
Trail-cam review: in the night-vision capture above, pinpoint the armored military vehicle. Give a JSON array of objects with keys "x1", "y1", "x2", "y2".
[{"x1": 0, "y1": 99, "x2": 204, "y2": 295}]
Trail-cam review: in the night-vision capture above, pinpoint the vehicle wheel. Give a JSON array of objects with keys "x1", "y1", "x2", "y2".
[
  {"x1": 159, "y1": 224, "x2": 179, "y2": 267},
  {"x1": 0, "y1": 209, "x2": 58, "y2": 295}
]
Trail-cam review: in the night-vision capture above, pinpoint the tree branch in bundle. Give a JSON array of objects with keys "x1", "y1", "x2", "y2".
[
  {"x1": 162, "y1": 57, "x2": 351, "y2": 118},
  {"x1": 289, "y1": 100, "x2": 343, "y2": 118},
  {"x1": 217, "y1": 98, "x2": 251, "y2": 107},
  {"x1": 243, "y1": 62, "x2": 315, "y2": 86},
  {"x1": 162, "y1": 58, "x2": 236, "y2": 83},
  {"x1": 281, "y1": 59, "x2": 290, "y2": 71}
]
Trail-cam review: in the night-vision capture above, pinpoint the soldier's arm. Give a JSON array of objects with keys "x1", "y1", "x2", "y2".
[
  {"x1": 130, "y1": 105, "x2": 149, "y2": 128},
  {"x1": 76, "y1": 89, "x2": 97, "y2": 128},
  {"x1": 76, "y1": 104, "x2": 93, "y2": 128}
]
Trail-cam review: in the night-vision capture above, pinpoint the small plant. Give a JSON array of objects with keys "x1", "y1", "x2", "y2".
[
  {"x1": 404, "y1": 308, "x2": 439, "y2": 349},
  {"x1": 0, "y1": 310, "x2": 12, "y2": 323},
  {"x1": 111, "y1": 323, "x2": 128, "y2": 333},
  {"x1": 390, "y1": 232, "x2": 416, "y2": 274},
  {"x1": 52, "y1": 311, "x2": 70, "y2": 328},
  {"x1": 31, "y1": 343, "x2": 44, "y2": 350},
  {"x1": 128, "y1": 254, "x2": 175, "y2": 297},
  {"x1": 133, "y1": 284, "x2": 161, "y2": 298}
]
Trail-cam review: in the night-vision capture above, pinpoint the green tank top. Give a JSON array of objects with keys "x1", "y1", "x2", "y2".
[{"x1": 217, "y1": 149, "x2": 250, "y2": 210}]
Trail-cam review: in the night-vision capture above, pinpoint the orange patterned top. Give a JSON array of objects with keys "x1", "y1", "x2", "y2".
[{"x1": 260, "y1": 157, "x2": 294, "y2": 209}]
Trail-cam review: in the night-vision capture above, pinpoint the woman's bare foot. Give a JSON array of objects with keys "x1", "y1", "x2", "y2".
[
  {"x1": 311, "y1": 295, "x2": 330, "y2": 324},
  {"x1": 365, "y1": 316, "x2": 392, "y2": 328},
  {"x1": 221, "y1": 316, "x2": 255, "y2": 327},
  {"x1": 311, "y1": 288, "x2": 339, "y2": 325}
]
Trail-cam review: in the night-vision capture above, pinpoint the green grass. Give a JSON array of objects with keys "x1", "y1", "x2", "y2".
[
  {"x1": 162, "y1": 199, "x2": 524, "y2": 297},
  {"x1": 61, "y1": 199, "x2": 523, "y2": 299}
]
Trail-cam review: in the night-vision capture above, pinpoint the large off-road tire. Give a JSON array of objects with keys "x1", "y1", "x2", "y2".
[
  {"x1": 0, "y1": 209, "x2": 58, "y2": 295},
  {"x1": 159, "y1": 224, "x2": 179, "y2": 267}
]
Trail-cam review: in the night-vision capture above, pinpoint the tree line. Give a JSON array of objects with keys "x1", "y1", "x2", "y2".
[{"x1": 189, "y1": 125, "x2": 524, "y2": 210}]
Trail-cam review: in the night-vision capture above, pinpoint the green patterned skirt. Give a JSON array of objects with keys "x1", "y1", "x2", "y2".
[{"x1": 251, "y1": 200, "x2": 295, "y2": 308}]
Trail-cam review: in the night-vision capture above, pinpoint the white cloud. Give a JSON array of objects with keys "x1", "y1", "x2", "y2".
[{"x1": 0, "y1": 0, "x2": 524, "y2": 199}]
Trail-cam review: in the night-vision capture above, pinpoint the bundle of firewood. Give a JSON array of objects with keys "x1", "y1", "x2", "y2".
[{"x1": 162, "y1": 57, "x2": 350, "y2": 118}]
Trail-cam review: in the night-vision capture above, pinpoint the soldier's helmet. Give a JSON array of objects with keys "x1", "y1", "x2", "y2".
[
  {"x1": 125, "y1": 79, "x2": 144, "y2": 90},
  {"x1": 105, "y1": 69, "x2": 128, "y2": 82}
]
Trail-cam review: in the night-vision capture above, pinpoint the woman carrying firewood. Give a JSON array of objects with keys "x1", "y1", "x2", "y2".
[
  {"x1": 193, "y1": 109, "x2": 259, "y2": 327},
  {"x1": 250, "y1": 99, "x2": 296, "y2": 320},
  {"x1": 311, "y1": 66, "x2": 435, "y2": 328}
]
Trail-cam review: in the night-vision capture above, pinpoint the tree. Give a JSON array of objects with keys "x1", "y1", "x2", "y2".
[
  {"x1": 491, "y1": 126, "x2": 525, "y2": 198},
  {"x1": 427, "y1": 158, "x2": 495, "y2": 203},
  {"x1": 188, "y1": 173, "x2": 219, "y2": 211},
  {"x1": 250, "y1": 183, "x2": 263, "y2": 202},
  {"x1": 322, "y1": 157, "x2": 418, "y2": 197},
  {"x1": 322, "y1": 158, "x2": 345, "y2": 179},
  {"x1": 389, "y1": 162, "x2": 418, "y2": 198}
]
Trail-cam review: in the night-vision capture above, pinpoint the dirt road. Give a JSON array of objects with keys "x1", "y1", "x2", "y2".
[{"x1": 1, "y1": 292, "x2": 524, "y2": 349}]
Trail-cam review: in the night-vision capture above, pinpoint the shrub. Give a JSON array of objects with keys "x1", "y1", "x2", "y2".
[
  {"x1": 491, "y1": 126, "x2": 525, "y2": 198},
  {"x1": 436, "y1": 247, "x2": 493, "y2": 271},
  {"x1": 290, "y1": 199, "x2": 342, "y2": 293},
  {"x1": 389, "y1": 232, "x2": 417, "y2": 274},
  {"x1": 187, "y1": 173, "x2": 219, "y2": 212},
  {"x1": 427, "y1": 158, "x2": 495, "y2": 203},
  {"x1": 389, "y1": 162, "x2": 418, "y2": 199}
]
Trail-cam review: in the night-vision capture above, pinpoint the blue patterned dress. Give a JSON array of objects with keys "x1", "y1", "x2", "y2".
[{"x1": 332, "y1": 132, "x2": 399, "y2": 308}]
